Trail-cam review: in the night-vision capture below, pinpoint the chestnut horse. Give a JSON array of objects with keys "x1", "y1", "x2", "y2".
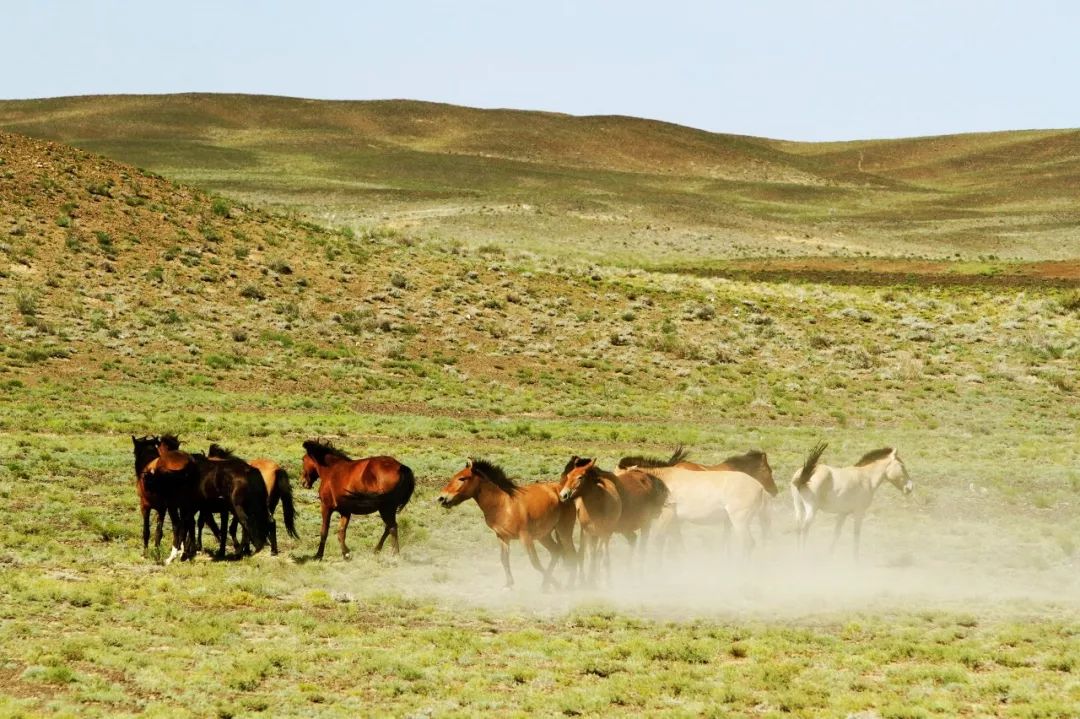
[
  {"x1": 208, "y1": 444, "x2": 298, "y2": 555},
  {"x1": 301, "y1": 439, "x2": 415, "y2": 560},
  {"x1": 558, "y1": 457, "x2": 622, "y2": 587},
  {"x1": 438, "y1": 459, "x2": 576, "y2": 590},
  {"x1": 563, "y1": 457, "x2": 668, "y2": 577}
]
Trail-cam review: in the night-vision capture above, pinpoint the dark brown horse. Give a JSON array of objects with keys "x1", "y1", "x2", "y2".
[
  {"x1": 208, "y1": 444, "x2": 298, "y2": 555},
  {"x1": 301, "y1": 439, "x2": 415, "y2": 560},
  {"x1": 438, "y1": 459, "x2": 576, "y2": 590},
  {"x1": 132, "y1": 435, "x2": 181, "y2": 556},
  {"x1": 142, "y1": 443, "x2": 270, "y2": 562},
  {"x1": 132, "y1": 434, "x2": 222, "y2": 557}
]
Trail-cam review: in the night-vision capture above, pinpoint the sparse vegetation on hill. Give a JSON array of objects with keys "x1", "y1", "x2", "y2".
[{"x1": 2, "y1": 94, "x2": 1080, "y2": 262}]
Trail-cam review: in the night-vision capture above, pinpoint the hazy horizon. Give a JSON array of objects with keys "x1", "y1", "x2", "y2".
[{"x1": 5, "y1": 1, "x2": 1079, "y2": 142}]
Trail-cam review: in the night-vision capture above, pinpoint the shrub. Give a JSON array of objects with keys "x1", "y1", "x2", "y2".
[
  {"x1": 211, "y1": 197, "x2": 231, "y2": 217},
  {"x1": 240, "y1": 285, "x2": 266, "y2": 301},
  {"x1": 15, "y1": 290, "x2": 38, "y2": 317},
  {"x1": 390, "y1": 272, "x2": 409, "y2": 289}
]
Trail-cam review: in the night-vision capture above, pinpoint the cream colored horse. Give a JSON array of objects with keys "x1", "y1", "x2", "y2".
[
  {"x1": 790, "y1": 443, "x2": 913, "y2": 559},
  {"x1": 626, "y1": 466, "x2": 771, "y2": 558}
]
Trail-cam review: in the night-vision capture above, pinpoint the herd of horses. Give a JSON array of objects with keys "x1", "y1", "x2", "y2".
[{"x1": 132, "y1": 434, "x2": 913, "y2": 587}]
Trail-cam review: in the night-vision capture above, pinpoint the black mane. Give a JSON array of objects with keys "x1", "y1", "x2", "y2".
[
  {"x1": 160, "y1": 434, "x2": 181, "y2": 450},
  {"x1": 208, "y1": 443, "x2": 242, "y2": 461},
  {"x1": 470, "y1": 459, "x2": 518, "y2": 494},
  {"x1": 617, "y1": 444, "x2": 690, "y2": 470},
  {"x1": 719, "y1": 450, "x2": 767, "y2": 474},
  {"x1": 855, "y1": 447, "x2": 894, "y2": 466},
  {"x1": 303, "y1": 439, "x2": 352, "y2": 463}
]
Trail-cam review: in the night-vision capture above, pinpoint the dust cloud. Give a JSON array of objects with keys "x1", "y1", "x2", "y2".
[{"x1": 303, "y1": 499, "x2": 1080, "y2": 621}]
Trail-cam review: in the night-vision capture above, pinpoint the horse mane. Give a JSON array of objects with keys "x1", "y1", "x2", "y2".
[
  {"x1": 303, "y1": 439, "x2": 352, "y2": 463},
  {"x1": 718, "y1": 450, "x2": 766, "y2": 474},
  {"x1": 617, "y1": 444, "x2": 690, "y2": 470},
  {"x1": 855, "y1": 447, "x2": 894, "y2": 466},
  {"x1": 470, "y1": 459, "x2": 518, "y2": 495},
  {"x1": 561, "y1": 455, "x2": 593, "y2": 476},
  {"x1": 208, "y1": 443, "x2": 240, "y2": 461},
  {"x1": 160, "y1": 434, "x2": 181, "y2": 450}
]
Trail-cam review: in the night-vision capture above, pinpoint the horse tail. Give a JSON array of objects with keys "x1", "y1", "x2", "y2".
[
  {"x1": 394, "y1": 464, "x2": 416, "y2": 515},
  {"x1": 795, "y1": 441, "x2": 828, "y2": 487},
  {"x1": 644, "y1": 472, "x2": 670, "y2": 516},
  {"x1": 236, "y1": 468, "x2": 271, "y2": 552},
  {"x1": 669, "y1": 444, "x2": 690, "y2": 465},
  {"x1": 276, "y1": 467, "x2": 299, "y2": 539}
]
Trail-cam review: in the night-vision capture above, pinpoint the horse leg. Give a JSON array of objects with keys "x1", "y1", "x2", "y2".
[
  {"x1": 141, "y1": 507, "x2": 151, "y2": 555},
  {"x1": 499, "y1": 538, "x2": 514, "y2": 589},
  {"x1": 537, "y1": 533, "x2": 564, "y2": 590},
  {"x1": 374, "y1": 506, "x2": 398, "y2": 554},
  {"x1": 522, "y1": 535, "x2": 558, "y2": 591},
  {"x1": 800, "y1": 504, "x2": 818, "y2": 550},
  {"x1": 229, "y1": 515, "x2": 242, "y2": 553},
  {"x1": 852, "y1": 512, "x2": 865, "y2": 562},
  {"x1": 314, "y1": 505, "x2": 332, "y2": 560},
  {"x1": 214, "y1": 510, "x2": 229, "y2": 559},
  {"x1": 759, "y1": 502, "x2": 772, "y2": 547},
  {"x1": 622, "y1": 531, "x2": 638, "y2": 580},
  {"x1": 830, "y1": 513, "x2": 848, "y2": 555},
  {"x1": 267, "y1": 516, "x2": 279, "y2": 556},
  {"x1": 587, "y1": 534, "x2": 600, "y2": 588},
  {"x1": 337, "y1": 513, "x2": 351, "y2": 559},
  {"x1": 165, "y1": 506, "x2": 184, "y2": 565},
  {"x1": 602, "y1": 536, "x2": 613, "y2": 587},
  {"x1": 791, "y1": 487, "x2": 805, "y2": 549}
]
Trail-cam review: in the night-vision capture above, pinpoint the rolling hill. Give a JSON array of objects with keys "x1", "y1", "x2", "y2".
[{"x1": 2, "y1": 93, "x2": 1079, "y2": 263}]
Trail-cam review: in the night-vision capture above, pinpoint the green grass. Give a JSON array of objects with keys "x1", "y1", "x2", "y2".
[{"x1": 1, "y1": 111, "x2": 1078, "y2": 717}]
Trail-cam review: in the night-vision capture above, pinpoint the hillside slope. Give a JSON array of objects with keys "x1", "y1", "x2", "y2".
[
  {"x1": 2, "y1": 130, "x2": 1077, "y2": 436},
  {"x1": 2, "y1": 94, "x2": 1078, "y2": 262}
]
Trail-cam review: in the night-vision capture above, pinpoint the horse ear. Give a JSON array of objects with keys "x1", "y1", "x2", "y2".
[
  {"x1": 585, "y1": 458, "x2": 596, "y2": 469},
  {"x1": 466, "y1": 458, "x2": 473, "y2": 468}
]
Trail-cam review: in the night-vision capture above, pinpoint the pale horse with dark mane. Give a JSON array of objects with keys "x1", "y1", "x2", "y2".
[{"x1": 791, "y1": 442, "x2": 913, "y2": 559}]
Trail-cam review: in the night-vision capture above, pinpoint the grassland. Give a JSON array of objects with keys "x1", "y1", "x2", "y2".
[
  {"x1": 2, "y1": 94, "x2": 1080, "y2": 263},
  {"x1": 1, "y1": 122, "x2": 1078, "y2": 717}
]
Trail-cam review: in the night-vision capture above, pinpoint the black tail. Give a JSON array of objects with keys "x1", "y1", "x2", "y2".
[
  {"x1": 394, "y1": 464, "x2": 416, "y2": 514},
  {"x1": 276, "y1": 468, "x2": 299, "y2": 539},
  {"x1": 795, "y1": 441, "x2": 828, "y2": 487},
  {"x1": 644, "y1": 472, "x2": 670, "y2": 517},
  {"x1": 235, "y1": 468, "x2": 271, "y2": 552},
  {"x1": 669, "y1": 444, "x2": 690, "y2": 465}
]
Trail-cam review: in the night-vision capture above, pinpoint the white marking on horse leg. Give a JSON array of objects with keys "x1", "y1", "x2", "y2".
[{"x1": 165, "y1": 545, "x2": 181, "y2": 565}]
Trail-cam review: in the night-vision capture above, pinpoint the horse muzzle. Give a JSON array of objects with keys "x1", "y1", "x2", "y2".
[
  {"x1": 436, "y1": 494, "x2": 450, "y2": 507},
  {"x1": 902, "y1": 481, "x2": 913, "y2": 495},
  {"x1": 558, "y1": 489, "x2": 573, "y2": 503}
]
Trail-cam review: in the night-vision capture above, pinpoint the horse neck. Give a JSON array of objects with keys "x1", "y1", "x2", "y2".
[
  {"x1": 473, "y1": 479, "x2": 513, "y2": 527},
  {"x1": 860, "y1": 461, "x2": 890, "y2": 492}
]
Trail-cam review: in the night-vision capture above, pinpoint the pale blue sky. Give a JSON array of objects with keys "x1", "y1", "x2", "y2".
[{"x1": 3, "y1": 1, "x2": 1076, "y2": 141}]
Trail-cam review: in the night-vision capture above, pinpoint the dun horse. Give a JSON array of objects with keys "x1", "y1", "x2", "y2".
[
  {"x1": 438, "y1": 459, "x2": 575, "y2": 590},
  {"x1": 791, "y1": 443, "x2": 913, "y2": 559},
  {"x1": 558, "y1": 457, "x2": 622, "y2": 587},
  {"x1": 619, "y1": 448, "x2": 776, "y2": 553},
  {"x1": 208, "y1": 444, "x2": 298, "y2": 555},
  {"x1": 301, "y1": 440, "x2": 415, "y2": 560}
]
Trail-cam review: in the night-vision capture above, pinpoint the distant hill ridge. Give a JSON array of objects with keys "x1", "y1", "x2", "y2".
[{"x1": 2, "y1": 93, "x2": 1078, "y2": 261}]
